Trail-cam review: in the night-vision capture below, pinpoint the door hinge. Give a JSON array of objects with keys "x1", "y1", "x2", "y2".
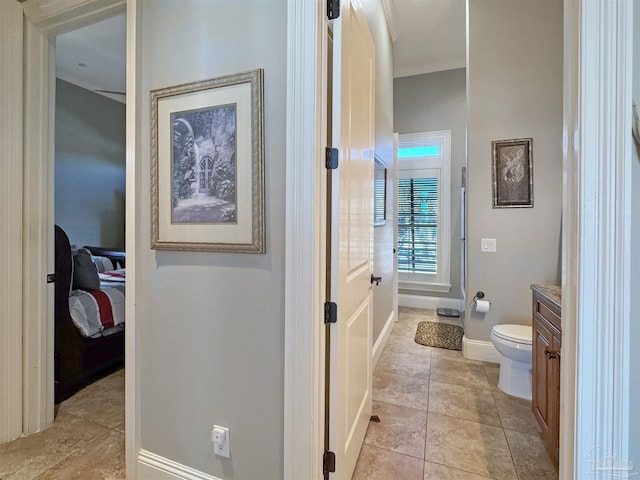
[
  {"x1": 46, "y1": 273, "x2": 56, "y2": 284},
  {"x1": 325, "y1": 147, "x2": 339, "y2": 170},
  {"x1": 327, "y1": 0, "x2": 340, "y2": 20},
  {"x1": 324, "y1": 301, "x2": 337, "y2": 324},
  {"x1": 323, "y1": 450, "x2": 336, "y2": 474}
]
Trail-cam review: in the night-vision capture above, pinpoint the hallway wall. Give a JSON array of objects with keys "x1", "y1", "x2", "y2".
[
  {"x1": 466, "y1": 0, "x2": 563, "y2": 341},
  {"x1": 362, "y1": 0, "x2": 397, "y2": 350},
  {"x1": 137, "y1": 1, "x2": 286, "y2": 478}
]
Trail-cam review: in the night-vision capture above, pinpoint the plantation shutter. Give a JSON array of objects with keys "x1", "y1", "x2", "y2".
[{"x1": 397, "y1": 177, "x2": 439, "y2": 274}]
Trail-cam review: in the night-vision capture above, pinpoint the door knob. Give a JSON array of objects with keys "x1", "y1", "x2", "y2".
[
  {"x1": 371, "y1": 274, "x2": 382, "y2": 286},
  {"x1": 544, "y1": 347, "x2": 558, "y2": 359}
]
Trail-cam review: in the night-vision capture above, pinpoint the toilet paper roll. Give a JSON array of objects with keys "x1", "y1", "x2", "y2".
[{"x1": 475, "y1": 299, "x2": 491, "y2": 313}]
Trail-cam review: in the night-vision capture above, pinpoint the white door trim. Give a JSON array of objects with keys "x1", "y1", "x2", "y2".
[
  {"x1": 562, "y1": 0, "x2": 635, "y2": 478},
  {"x1": 124, "y1": 1, "x2": 140, "y2": 477},
  {"x1": 283, "y1": 1, "x2": 327, "y2": 479},
  {"x1": 21, "y1": 0, "x2": 125, "y2": 33},
  {"x1": 0, "y1": 0, "x2": 26, "y2": 444},
  {"x1": 22, "y1": 17, "x2": 56, "y2": 436}
]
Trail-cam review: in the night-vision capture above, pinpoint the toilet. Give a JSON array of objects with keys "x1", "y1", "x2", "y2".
[{"x1": 490, "y1": 324, "x2": 533, "y2": 400}]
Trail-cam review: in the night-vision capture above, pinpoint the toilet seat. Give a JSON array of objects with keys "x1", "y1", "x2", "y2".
[{"x1": 491, "y1": 324, "x2": 532, "y2": 345}]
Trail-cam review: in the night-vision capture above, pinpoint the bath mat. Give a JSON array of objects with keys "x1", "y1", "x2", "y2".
[{"x1": 415, "y1": 321, "x2": 463, "y2": 351}]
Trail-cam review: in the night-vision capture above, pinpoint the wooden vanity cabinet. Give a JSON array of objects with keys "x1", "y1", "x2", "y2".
[{"x1": 531, "y1": 285, "x2": 561, "y2": 469}]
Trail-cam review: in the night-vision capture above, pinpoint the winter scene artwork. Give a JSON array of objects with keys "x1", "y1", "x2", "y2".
[
  {"x1": 151, "y1": 69, "x2": 264, "y2": 253},
  {"x1": 171, "y1": 105, "x2": 237, "y2": 224}
]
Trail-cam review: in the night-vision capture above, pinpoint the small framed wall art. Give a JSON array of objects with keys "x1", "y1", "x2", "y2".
[
  {"x1": 491, "y1": 137, "x2": 533, "y2": 208},
  {"x1": 150, "y1": 69, "x2": 265, "y2": 253}
]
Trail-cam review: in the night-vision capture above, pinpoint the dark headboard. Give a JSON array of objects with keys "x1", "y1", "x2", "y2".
[
  {"x1": 54, "y1": 225, "x2": 73, "y2": 322},
  {"x1": 83, "y1": 245, "x2": 126, "y2": 268}
]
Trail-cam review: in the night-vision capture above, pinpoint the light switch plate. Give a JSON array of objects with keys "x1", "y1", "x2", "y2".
[{"x1": 481, "y1": 238, "x2": 497, "y2": 252}]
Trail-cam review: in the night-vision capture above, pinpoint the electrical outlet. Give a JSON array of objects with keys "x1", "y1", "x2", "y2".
[{"x1": 211, "y1": 425, "x2": 230, "y2": 458}]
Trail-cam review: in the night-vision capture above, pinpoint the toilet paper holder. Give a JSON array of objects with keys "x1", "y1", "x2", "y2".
[{"x1": 472, "y1": 291, "x2": 491, "y2": 313}]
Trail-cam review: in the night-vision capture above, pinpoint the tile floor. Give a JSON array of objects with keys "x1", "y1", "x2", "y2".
[
  {"x1": 352, "y1": 307, "x2": 558, "y2": 480},
  {"x1": 0, "y1": 369, "x2": 125, "y2": 480},
  {"x1": 0, "y1": 308, "x2": 557, "y2": 480}
]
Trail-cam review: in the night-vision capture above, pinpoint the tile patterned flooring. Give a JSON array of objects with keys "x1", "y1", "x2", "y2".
[
  {"x1": 353, "y1": 307, "x2": 559, "y2": 480},
  {"x1": 0, "y1": 369, "x2": 125, "y2": 480},
  {"x1": 0, "y1": 307, "x2": 557, "y2": 480}
]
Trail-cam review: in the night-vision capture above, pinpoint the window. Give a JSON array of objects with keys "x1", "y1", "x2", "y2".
[
  {"x1": 398, "y1": 175, "x2": 439, "y2": 274},
  {"x1": 397, "y1": 131, "x2": 451, "y2": 293}
]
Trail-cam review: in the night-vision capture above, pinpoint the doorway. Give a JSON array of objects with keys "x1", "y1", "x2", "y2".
[
  {"x1": 52, "y1": 11, "x2": 126, "y2": 473},
  {"x1": 0, "y1": 9, "x2": 129, "y2": 478},
  {"x1": 8, "y1": 0, "x2": 135, "y2": 476}
]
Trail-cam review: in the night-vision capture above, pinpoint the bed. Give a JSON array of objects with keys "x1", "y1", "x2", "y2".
[{"x1": 54, "y1": 225, "x2": 125, "y2": 403}]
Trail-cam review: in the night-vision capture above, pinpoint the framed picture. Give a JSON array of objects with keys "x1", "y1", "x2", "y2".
[
  {"x1": 150, "y1": 69, "x2": 265, "y2": 253},
  {"x1": 491, "y1": 138, "x2": 533, "y2": 208},
  {"x1": 374, "y1": 154, "x2": 387, "y2": 226}
]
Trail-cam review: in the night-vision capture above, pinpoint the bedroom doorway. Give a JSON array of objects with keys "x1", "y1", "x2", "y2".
[
  {"x1": 51, "y1": 10, "x2": 127, "y2": 474},
  {"x1": 0, "y1": 1, "x2": 126, "y2": 478},
  {"x1": 0, "y1": 0, "x2": 136, "y2": 472}
]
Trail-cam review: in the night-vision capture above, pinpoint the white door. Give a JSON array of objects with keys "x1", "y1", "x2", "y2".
[{"x1": 328, "y1": 1, "x2": 375, "y2": 478}]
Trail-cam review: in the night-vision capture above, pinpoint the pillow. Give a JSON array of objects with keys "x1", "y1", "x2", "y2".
[
  {"x1": 91, "y1": 255, "x2": 114, "y2": 273},
  {"x1": 73, "y1": 248, "x2": 100, "y2": 291}
]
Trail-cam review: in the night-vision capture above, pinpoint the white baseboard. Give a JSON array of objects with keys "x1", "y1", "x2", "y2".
[
  {"x1": 398, "y1": 293, "x2": 463, "y2": 312},
  {"x1": 372, "y1": 310, "x2": 395, "y2": 368},
  {"x1": 138, "y1": 450, "x2": 222, "y2": 480},
  {"x1": 462, "y1": 335, "x2": 501, "y2": 364}
]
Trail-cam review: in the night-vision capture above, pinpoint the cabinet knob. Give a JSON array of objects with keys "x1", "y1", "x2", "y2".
[{"x1": 544, "y1": 347, "x2": 558, "y2": 359}]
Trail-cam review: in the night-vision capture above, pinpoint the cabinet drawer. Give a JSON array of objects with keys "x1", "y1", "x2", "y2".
[{"x1": 534, "y1": 295, "x2": 561, "y2": 332}]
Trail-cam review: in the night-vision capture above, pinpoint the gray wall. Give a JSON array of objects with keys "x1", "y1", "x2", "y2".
[
  {"x1": 55, "y1": 78, "x2": 126, "y2": 249},
  {"x1": 363, "y1": 0, "x2": 396, "y2": 345},
  {"x1": 466, "y1": 0, "x2": 563, "y2": 341},
  {"x1": 393, "y1": 68, "x2": 466, "y2": 300},
  {"x1": 138, "y1": 1, "x2": 286, "y2": 478},
  {"x1": 630, "y1": 0, "x2": 640, "y2": 466}
]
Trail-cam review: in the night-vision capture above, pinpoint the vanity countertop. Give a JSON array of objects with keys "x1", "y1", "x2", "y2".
[{"x1": 531, "y1": 284, "x2": 561, "y2": 309}]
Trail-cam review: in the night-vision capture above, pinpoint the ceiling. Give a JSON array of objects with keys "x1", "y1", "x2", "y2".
[
  {"x1": 55, "y1": 13, "x2": 126, "y2": 103},
  {"x1": 386, "y1": 0, "x2": 466, "y2": 78},
  {"x1": 53, "y1": 2, "x2": 464, "y2": 101}
]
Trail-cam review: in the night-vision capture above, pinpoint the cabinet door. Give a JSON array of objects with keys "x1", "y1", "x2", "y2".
[
  {"x1": 549, "y1": 332, "x2": 561, "y2": 464},
  {"x1": 532, "y1": 317, "x2": 561, "y2": 468},
  {"x1": 532, "y1": 319, "x2": 553, "y2": 434}
]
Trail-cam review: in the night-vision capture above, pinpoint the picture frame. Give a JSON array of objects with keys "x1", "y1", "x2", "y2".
[
  {"x1": 150, "y1": 69, "x2": 265, "y2": 253},
  {"x1": 491, "y1": 137, "x2": 533, "y2": 208}
]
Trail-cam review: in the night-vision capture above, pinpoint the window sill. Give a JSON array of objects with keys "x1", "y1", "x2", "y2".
[{"x1": 398, "y1": 281, "x2": 452, "y2": 294}]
